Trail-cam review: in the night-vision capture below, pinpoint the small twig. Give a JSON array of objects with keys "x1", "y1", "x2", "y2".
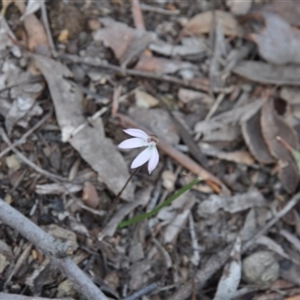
[
  {"x1": 140, "y1": 3, "x2": 180, "y2": 15},
  {"x1": 124, "y1": 283, "x2": 158, "y2": 300},
  {"x1": 131, "y1": 0, "x2": 145, "y2": 31},
  {"x1": 0, "y1": 109, "x2": 52, "y2": 159},
  {"x1": 60, "y1": 54, "x2": 209, "y2": 92},
  {"x1": 0, "y1": 199, "x2": 108, "y2": 300},
  {"x1": 189, "y1": 213, "x2": 201, "y2": 266}
]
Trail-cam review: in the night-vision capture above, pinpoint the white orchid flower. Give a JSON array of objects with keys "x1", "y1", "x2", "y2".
[{"x1": 118, "y1": 128, "x2": 159, "y2": 174}]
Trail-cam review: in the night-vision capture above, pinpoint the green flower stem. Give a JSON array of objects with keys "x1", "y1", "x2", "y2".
[{"x1": 118, "y1": 177, "x2": 201, "y2": 228}]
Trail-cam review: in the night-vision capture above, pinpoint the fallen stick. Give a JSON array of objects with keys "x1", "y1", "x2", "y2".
[{"x1": 0, "y1": 199, "x2": 108, "y2": 300}]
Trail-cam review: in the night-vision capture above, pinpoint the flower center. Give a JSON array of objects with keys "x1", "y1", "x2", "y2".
[{"x1": 147, "y1": 135, "x2": 159, "y2": 145}]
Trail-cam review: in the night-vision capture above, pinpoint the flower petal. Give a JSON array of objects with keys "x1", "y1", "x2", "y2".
[
  {"x1": 131, "y1": 147, "x2": 152, "y2": 169},
  {"x1": 123, "y1": 128, "x2": 149, "y2": 140},
  {"x1": 118, "y1": 138, "x2": 145, "y2": 149},
  {"x1": 148, "y1": 146, "x2": 159, "y2": 174}
]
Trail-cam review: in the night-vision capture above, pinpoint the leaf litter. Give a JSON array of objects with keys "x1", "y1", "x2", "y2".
[{"x1": 3, "y1": 1, "x2": 300, "y2": 300}]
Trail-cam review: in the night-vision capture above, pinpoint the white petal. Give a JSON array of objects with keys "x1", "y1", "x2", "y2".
[
  {"x1": 118, "y1": 138, "x2": 145, "y2": 149},
  {"x1": 123, "y1": 128, "x2": 149, "y2": 140},
  {"x1": 148, "y1": 146, "x2": 159, "y2": 174},
  {"x1": 131, "y1": 147, "x2": 152, "y2": 169}
]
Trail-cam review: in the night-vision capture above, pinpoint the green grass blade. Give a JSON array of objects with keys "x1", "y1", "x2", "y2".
[{"x1": 118, "y1": 177, "x2": 201, "y2": 229}]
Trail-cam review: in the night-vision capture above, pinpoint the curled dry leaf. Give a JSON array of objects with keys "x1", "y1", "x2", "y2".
[
  {"x1": 182, "y1": 10, "x2": 243, "y2": 38},
  {"x1": 242, "y1": 109, "x2": 275, "y2": 164},
  {"x1": 249, "y1": 12, "x2": 300, "y2": 65},
  {"x1": 34, "y1": 55, "x2": 134, "y2": 201},
  {"x1": 261, "y1": 99, "x2": 300, "y2": 193}
]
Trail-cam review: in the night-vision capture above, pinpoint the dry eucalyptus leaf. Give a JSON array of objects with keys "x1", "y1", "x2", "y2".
[
  {"x1": 34, "y1": 55, "x2": 134, "y2": 201},
  {"x1": 278, "y1": 159, "x2": 300, "y2": 194},
  {"x1": 233, "y1": 60, "x2": 300, "y2": 85},
  {"x1": 182, "y1": 10, "x2": 243, "y2": 37},
  {"x1": 242, "y1": 109, "x2": 275, "y2": 164},
  {"x1": 134, "y1": 54, "x2": 197, "y2": 76},
  {"x1": 94, "y1": 18, "x2": 155, "y2": 65},
  {"x1": 261, "y1": 99, "x2": 300, "y2": 193},
  {"x1": 249, "y1": 12, "x2": 300, "y2": 65},
  {"x1": 194, "y1": 98, "x2": 264, "y2": 135}
]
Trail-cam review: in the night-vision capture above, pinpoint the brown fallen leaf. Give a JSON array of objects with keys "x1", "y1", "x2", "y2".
[
  {"x1": 13, "y1": 0, "x2": 50, "y2": 56},
  {"x1": 134, "y1": 54, "x2": 196, "y2": 75},
  {"x1": 181, "y1": 10, "x2": 243, "y2": 38},
  {"x1": 261, "y1": 99, "x2": 300, "y2": 193},
  {"x1": 82, "y1": 181, "x2": 100, "y2": 209},
  {"x1": 242, "y1": 109, "x2": 275, "y2": 164},
  {"x1": 249, "y1": 12, "x2": 300, "y2": 65},
  {"x1": 93, "y1": 18, "x2": 154, "y2": 67},
  {"x1": 33, "y1": 55, "x2": 134, "y2": 201},
  {"x1": 233, "y1": 60, "x2": 300, "y2": 86}
]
